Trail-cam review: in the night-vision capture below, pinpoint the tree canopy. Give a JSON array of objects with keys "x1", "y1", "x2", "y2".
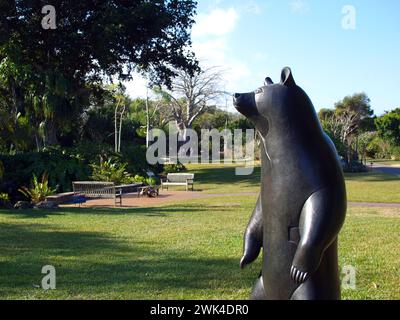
[
  {"x1": 375, "y1": 108, "x2": 400, "y2": 146},
  {"x1": 0, "y1": 0, "x2": 198, "y2": 85},
  {"x1": 0, "y1": 0, "x2": 199, "y2": 149}
]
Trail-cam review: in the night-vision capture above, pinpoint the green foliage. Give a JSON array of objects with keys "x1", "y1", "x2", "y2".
[
  {"x1": 0, "y1": 149, "x2": 91, "y2": 200},
  {"x1": 318, "y1": 108, "x2": 335, "y2": 121},
  {"x1": 1, "y1": 1, "x2": 198, "y2": 152},
  {"x1": 133, "y1": 175, "x2": 147, "y2": 184},
  {"x1": 18, "y1": 172, "x2": 56, "y2": 204},
  {"x1": 0, "y1": 192, "x2": 10, "y2": 207},
  {"x1": 90, "y1": 159, "x2": 134, "y2": 185},
  {"x1": 121, "y1": 145, "x2": 155, "y2": 175},
  {"x1": 390, "y1": 146, "x2": 400, "y2": 160},
  {"x1": 375, "y1": 108, "x2": 400, "y2": 146},
  {"x1": 366, "y1": 136, "x2": 392, "y2": 159},
  {"x1": 0, "y1": 160, "x2": 3, "y2": 180},
  {"x1": 357, "y1": 131, "x2": 376, "y2": 163},
  {"x1": 163, "y1": 163, "x2": 186, "y2": 174},
  {"x1": 146, "y1": 177, "x2": 157, "y2": 186},
  {"x1": 319, "y1": 118, "x2": 347, "y2": 157},
  {"x1": 334, "y1": 92, "x2": 373, "y2": 123},
  {"x1": 319, "y1": 93, "x2": 375, "y2": 163}
]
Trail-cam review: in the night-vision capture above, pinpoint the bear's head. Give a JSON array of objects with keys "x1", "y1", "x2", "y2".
[{"x1": 233, "y1": 67, "x2": 321, "y2": 145}]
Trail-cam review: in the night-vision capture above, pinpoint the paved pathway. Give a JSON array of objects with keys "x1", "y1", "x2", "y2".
[{"x1": 372, "y1": 164, "x2": 400, "y2": 177}]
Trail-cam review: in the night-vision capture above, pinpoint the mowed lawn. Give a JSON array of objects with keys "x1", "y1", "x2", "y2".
[
  {"x1": 0, "y1": 164, "x2": 399, "y2": 299},
  {"x1": 188, "y1": 164, "x2": 400, "y2": 203}
]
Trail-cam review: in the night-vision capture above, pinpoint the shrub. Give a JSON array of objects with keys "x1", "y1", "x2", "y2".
[
  {"x1": 0, "y1": 149, "x2": 91, "y2": 201},
  {"x1": 163, "y1": 163, "x2": 186, "y2": 174},
  {"x1": 18, "y1": 172, "x2": 56, "y2": 204},
  {"x1": 146, "y1": 177, "x2": 157, "y2": 186},
  {"x1": 0, "y1": 160, "x2": 4, "y2": 180},
  {"x1": 0, "y1": 192, "x2": 10, "y2": 207},
  {"x1": 66, "y1": 142, "x2": 114, "y2": 164},
  {"x1": 390, "y1": 146, "x2": 400, "y2": 161},
  {"x1": 133, "y1": 174, "x2": 146, "y2": 184},
  {"x1": 121, "y1": 145, "x2": 158, "y2": 175},
  {"x1": 342, "y1": 160, "x2": 368, "y2": 173},
  {"x1": 90, "y1": 159, "x2": 134, "y2": 185},
  {"x1": 366, "y1": 137, "x2": 392, "y2": 159}
]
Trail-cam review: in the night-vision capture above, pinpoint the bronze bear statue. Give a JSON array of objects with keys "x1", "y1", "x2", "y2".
[{"x1": 233, "y1": 67, "x2": 347, "y2": 300}]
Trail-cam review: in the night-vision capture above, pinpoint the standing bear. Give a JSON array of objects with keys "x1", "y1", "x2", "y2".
[{"x1": 233, "y1": 67, "x2": 347, "y2": 300}]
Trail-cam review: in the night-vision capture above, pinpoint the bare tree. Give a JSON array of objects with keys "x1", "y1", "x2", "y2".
[{"x1": 154, "y1": 66, "x2": 224, "y2": 138}]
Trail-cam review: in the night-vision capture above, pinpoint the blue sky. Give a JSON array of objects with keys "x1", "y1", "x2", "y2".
[{"x1": 127, "y1": 0, "x2": 400, "y2": 116}]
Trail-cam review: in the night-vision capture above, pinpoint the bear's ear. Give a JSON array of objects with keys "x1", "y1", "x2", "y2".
[
  {"x1": 280, "y1": 67, "x2": 296, "y2": 87},
  {"x1": 264, "y1": 77, "x2": 274, "y2": 86}
]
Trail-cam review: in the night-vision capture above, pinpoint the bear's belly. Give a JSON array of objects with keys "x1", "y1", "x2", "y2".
[
  {"x1": 260, "y1": 187, "x2": 309, "y2": 299},
  {"x1": 261, "y1": 218, "x2": 300, "y2": 299}
]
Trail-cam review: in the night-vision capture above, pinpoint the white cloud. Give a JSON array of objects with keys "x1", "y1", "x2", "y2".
[
  {"x1": 192, "y1": 8, "x2": 238, "y2": 38},
  {"x1": 123, "y1": 6, "x2": 253, "y2": 112},
  {"x1": 191, "y1": 7, "x2": 250, "y2": 103},
  {"x1": 289, "y1": 0, "x2": 310, "y2": 14}
]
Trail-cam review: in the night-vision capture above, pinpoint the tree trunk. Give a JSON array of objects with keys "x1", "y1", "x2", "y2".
[
  {"x1": 176, "y1": 121, "x2": 189, "y2": 158},
  {"x1": 146, "y1": 92, "x2": 150, "y2": 148},
  {"x1": 118, "y1": 106, "x2": 125, "y2": 153},
  {"x1": 45, "y1": 121, "x2": 59, "y2": 146},
  {"x1": 115, "y1": 107, "x2": 118, "y2": 153}
]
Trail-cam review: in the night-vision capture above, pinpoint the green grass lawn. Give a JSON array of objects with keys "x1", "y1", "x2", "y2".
[
  {"x1": 0, "y1": 164, "x2": 399, "y2": 299},
  {"x1": 187, "y1": 164, "x2": 400, "y2": 203},
  {"x1": 0, "y1": 197, "x2": 399, "y2": 299},
  {"x1": 345, "y1": 172, "x2": 400, "y2": 203}
]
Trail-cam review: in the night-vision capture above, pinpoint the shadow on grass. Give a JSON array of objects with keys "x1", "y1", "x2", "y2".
[
  {"x1": 344, "y1": 172, "x2": 399, "y2": 182},
  {"x1": 0, "y1": 201, "x2": 239, "y2": 218},
  {"x1": 0, "y1": 222, "x2": 256, "y2": 298},
  {"x1": 190, "y1": 166, "x2": 261, "y2": 186}
]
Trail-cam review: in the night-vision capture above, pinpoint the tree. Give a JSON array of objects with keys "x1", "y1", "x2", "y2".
[
  {"x1": 318, "y1": 108, "x2": 335, "y2": 121},
  {"x1": 110, "y1": 84, "x2": 127, "y2": 153},
  {"x1": 0, "y1": 0, "x2": 198, "y2": 149},
  {"x1": 375, "y1": 108, "x2": 400, "y2": 146},
  {"x1": 333, "y1": 93, "x2": 374, "y2": 162},
  {"x1": 334, "y1": 93, "x2": 373, "y2": 143},
  {"x1": 357, "y1": 131, "x2": 376, "y2": 164},
  {"x1": 154, "y1": 66, "x2": 224, "y2": 139}
]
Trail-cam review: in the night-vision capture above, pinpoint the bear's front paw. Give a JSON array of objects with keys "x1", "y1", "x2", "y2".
[
  {"x1": 290, "y1": 265, "x2": 309, "y2": 284},
  {"x1": 240, "y1": 233, "x2": 262, "y2": 269},
  {"x1": 290, "y1": 243, "x2": 322, "y2": 283}
]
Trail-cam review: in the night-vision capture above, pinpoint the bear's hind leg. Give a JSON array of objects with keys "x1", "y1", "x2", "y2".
[
  {"x1": 250, "y1": 274, "x2": 266, "y2": 300},
  {"x1": 290, "y1": 280, "x2": 318, "y2": 300}
]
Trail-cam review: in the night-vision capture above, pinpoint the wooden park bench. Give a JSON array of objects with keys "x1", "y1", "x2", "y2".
[
  {"x1": 161, "y1": 173, "x2": 194, "y2": 191},
  {"x1": 72, "y1": 181, "x2": 142, "y2": 207}
]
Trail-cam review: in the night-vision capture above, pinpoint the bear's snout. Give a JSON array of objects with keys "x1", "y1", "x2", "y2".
[{"x1": 233, "y1": 92, "x2": 258, "y2": 118}]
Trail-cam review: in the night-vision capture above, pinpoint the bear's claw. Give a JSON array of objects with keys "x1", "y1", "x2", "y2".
[{"x1": 290, "y1": 266, "x2": 309, "y2": 284}]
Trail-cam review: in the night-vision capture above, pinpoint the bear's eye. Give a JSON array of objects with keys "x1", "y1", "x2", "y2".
[{"x1": 254, "y1": 88, "x2": 263, "y2": 94}]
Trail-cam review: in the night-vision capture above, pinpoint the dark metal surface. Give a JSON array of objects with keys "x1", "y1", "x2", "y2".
[{"x1": 233, "y1": 67, "x2": 347, "y2": 300}]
